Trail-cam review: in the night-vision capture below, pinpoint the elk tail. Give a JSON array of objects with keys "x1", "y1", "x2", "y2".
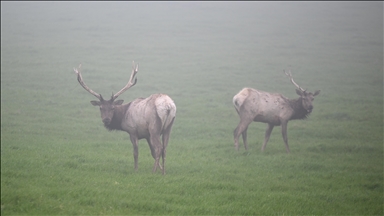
[
  {"x1": 233, "y1": 88, "x2": 249, "y2": 114},
  {"x1": 162, "y1": 103, "x2": 176, "y2": 133},
  {"x1": 156, "y1": 96, "x2": 176, "y2": 133},
  {"x1": 233, "y1": 96, "x2": 242, "y2": 114}
]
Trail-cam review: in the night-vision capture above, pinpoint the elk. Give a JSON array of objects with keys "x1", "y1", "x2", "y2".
[
  {"x1": 74, "y1": 61, "x2": 176, "y2": 174},
  {"x1": 233, "y1": 70, "x2": 320, "y2": 153}
]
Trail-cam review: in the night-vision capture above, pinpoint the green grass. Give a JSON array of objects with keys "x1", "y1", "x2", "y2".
[{"x1": 1, "y1": 2, "x2": 383, "y2": 215}]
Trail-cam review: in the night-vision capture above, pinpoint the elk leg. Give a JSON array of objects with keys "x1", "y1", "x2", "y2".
[
  {"x1": 147, "y1": 137, "x2": 163, "y2": 171},
  {"x1": 261, "y1": 123, "x2": 274, "y2": 152},
  {"x1": 149, "y1": 135, "x2": 162, "y2": 173},
  {"x1": 129, "y1": 135, "x2": 139, "y2": 171},
  {"x1": 242, "y1": 126, "x2": 248, "y2": 150},
  {"x1": 146, "y1": 138, "x2": 156, "y2": 159},
  {"x1": 161, "y1": 117, "x2": 175, "y2": 175},
  {"x1": 161, "y1": 143, "x2": 166, "y2": 175},
  {"x1": 281, "y1": 122, "x2": 290, "y2": 153},
  {"x1": 234, "y1": 119, "x2": 253, "y2": 151}
]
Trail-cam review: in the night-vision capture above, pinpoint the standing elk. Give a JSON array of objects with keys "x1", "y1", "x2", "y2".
[
  {"x1": 233, "y1": 70, "x2": 320, "y2": 153},
  {"x1": 74, "y1": 61, "x2": 176, "y2": 174}
]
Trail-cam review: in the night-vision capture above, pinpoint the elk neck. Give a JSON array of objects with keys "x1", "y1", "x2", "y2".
[
  {"x1": 104, "y1": 102, "x2": 131, "y2": 131},
  {"x1": 288, "y1": 97, "x2": 311, "y2": 120}
]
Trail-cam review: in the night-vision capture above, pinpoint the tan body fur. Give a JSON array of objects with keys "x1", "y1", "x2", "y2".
[
  {"x1": 120, "y1": 94, "x2": 176, "y2": 174},
  {"x1": 74, "y1": 62, "x2": 176, "y2": 174},
  {"x1": 233, "y1": 86, "x2": 320, "y2": 153}
]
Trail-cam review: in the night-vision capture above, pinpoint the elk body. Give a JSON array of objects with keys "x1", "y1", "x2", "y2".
[
  {"x1": 74, "y1": 61, "x2": 176, "y2": 174},
  {"x1": 233, "y1": 70, "x2": 320, "y2": 153}
]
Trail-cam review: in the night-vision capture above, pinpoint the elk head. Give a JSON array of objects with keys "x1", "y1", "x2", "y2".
[
  {"x1": 74, "y1": 61, "x2": 139, "y2": 126},
  {"x1": 284, "y1": 70, "x2": 320, "y2": 113}
]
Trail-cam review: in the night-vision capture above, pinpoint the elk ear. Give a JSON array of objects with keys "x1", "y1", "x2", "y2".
[
  {"x1": 313, "y1": 90, "x2": 320, "y2": 96},
  {"x1": 113, "y1": 100, "x2": 124, "y2": 105},
  {"x1": 90, "y1": 101, "x2": 101, "y2": 106},
  {"x1": 296, "y1": 89, "x2": 304, "y2": 96}
]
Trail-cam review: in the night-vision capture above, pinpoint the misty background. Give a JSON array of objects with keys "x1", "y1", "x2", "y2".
[
  {"x1": 1, "y1": 2, "x2": 383, "y2": 214},
  {"x1": 2, "y1": 2, "x2": 382, "y2": 81},
  {"x1": 1, "y1": 1, "x2": 382, "y2": 137}
]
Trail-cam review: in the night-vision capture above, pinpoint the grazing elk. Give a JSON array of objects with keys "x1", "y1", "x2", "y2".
[
  {"x1": 74, "y1": 61, "x2": 176, "y2": 174},
  {"x1": 233, "y1": 70, "x2": 320, "y2": 153}
]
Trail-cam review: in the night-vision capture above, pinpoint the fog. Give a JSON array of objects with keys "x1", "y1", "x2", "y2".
[
  {"x1": 2, "y1": 2, "x2": 381, "y2": 62},
  {"x1": 1, "y1": 3, "x2": 383, "y2": 214},
  {"x1": 1, "y1": 1, "x2": 382, "y2": 95}
]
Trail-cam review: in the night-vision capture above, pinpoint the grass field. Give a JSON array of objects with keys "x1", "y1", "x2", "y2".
[{"x1": 1, "y1": 2, "x2": 383, "y2": 215}]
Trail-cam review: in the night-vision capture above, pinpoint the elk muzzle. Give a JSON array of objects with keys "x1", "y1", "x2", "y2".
[
  {"x1": 102, "y1": 117, "x2": 112, "y2": 125},
  {"x1": 307, "y1": 105, "x2": 313, "y2": 113}
]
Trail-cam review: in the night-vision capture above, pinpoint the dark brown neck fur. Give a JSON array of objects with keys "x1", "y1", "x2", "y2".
[
  {"x1": 104, "y1": 103, "x2": 131, "y2": 131},
  {"x1": 289, "y1": 97, "x2": 310, "y2": 120}
]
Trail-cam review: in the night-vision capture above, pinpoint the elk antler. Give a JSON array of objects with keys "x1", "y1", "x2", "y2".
[
  {"x1": 74, "y1": 64, "x2": 102, "y2": 100},
  {"x1": 111, "y1": 61, "x2": 138, "y2": 100},
  {"x1": 283, "y1": 70, "x2": 305, "y2": 92}
]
